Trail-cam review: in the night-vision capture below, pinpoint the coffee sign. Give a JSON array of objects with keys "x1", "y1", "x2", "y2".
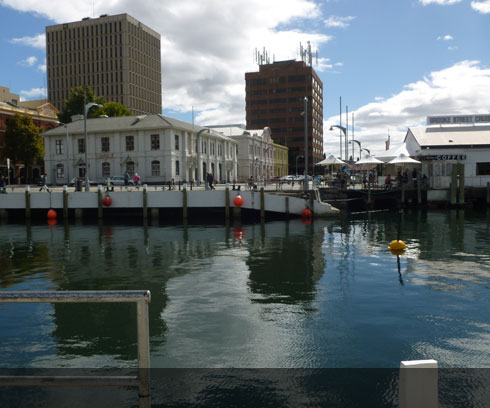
[{"x1": 420, "y1": 154, "x2": 466, "y2": 161}]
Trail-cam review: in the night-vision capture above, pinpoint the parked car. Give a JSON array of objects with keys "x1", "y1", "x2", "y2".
[
  {"x1": 280, "y1": 175, "x2": 299, "y2": 183},
  {"x1": 69, "y1": 177, "x2": 97, "y2": 186},
  {"x1": 109, "y1": 176, "x2": 134, "y2": 186}
]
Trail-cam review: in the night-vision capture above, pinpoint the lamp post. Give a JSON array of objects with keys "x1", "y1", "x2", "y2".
[
  {"x1": 295, "y1": 154, "x2": 304, "y2": 177},
  {"x1": 330, "y1": 125, "x2": 347, "y2": 161},
  {"x1": 56, "y1": 121, "x2": 70, "y2": 184},
  {"x1": 362, "y1": 148, "x2": 370, "y2": 156},
  {"x1": 83, "y1": 102, "x2": 102, "y2": 191},
  {"x1": 350, "y1": 139, "x2": 362, "y2": 161},
  {"x1": 303, "y1": 96, "x2": 308, "y2": 191}
]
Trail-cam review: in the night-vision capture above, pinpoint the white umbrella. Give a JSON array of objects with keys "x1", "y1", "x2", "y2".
[
  {"x1": 356, "y1": 155, "x2": 384, "y2": 165},
  {"x1": 316, "y1": 154, "x2": 347, "y2": 166},
  {"x1": 387, "y1": 153, "x2": 421, "y2": 165}
]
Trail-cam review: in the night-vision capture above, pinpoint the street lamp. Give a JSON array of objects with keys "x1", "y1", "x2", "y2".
[
  {"x1": 56, "y1": 121, "x2": 70, "y2": 184},
  {"x1": 362, "y1": 148, "x2": 370, "y2": 156},
  {"x1": 330, "y1": 125, "x2": 347, "y2": 161},
  {"x1": 295, "y1": 155, "x2": 304, "y2": 176},
  {"x1": 303, "y1": 96, "x2": 308, "y2": 191},
  {"x1": 350, "y1": 139, "x2": 362, "y2": 161},
  {"x1": 83, "y1": 102, "x2": 103, "y2": 191}
]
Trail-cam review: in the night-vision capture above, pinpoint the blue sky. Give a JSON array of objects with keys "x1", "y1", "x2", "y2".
[{"x1": 1, "y1": 0, "x2": 489, "y2": 156}]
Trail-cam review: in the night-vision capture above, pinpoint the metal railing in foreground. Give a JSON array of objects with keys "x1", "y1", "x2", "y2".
[{"x1": 0, "y1": 290, "x2": 151, "y2": 407}]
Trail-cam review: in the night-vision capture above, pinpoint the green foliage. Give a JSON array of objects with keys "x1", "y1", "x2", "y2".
[
  {"x1": 58, "y1": 86, "x2": 105, "y2": 123},
  {"x1": 102, "y1": 101, "x2": 132, "y2": 117},
  {"x1": 4, "y1": 114, "x2": 44, "y2": 166}
]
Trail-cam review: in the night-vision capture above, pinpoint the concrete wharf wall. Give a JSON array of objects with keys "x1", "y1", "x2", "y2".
[{"x1": 0, "y1": 185, "x2": 340, "y2": 220}]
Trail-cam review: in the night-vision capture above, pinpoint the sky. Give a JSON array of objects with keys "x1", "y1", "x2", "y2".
[{"x1": 1, "y1": 0, "x2": 490, "y2": 157}]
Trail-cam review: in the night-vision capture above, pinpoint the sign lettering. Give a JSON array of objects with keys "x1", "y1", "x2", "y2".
[
  {"x1": 427, "y1": 114, "x2": 490, "y2": 125},
  {"x1": 419, "y1": 155, "x2": 466, "y2": 161}
]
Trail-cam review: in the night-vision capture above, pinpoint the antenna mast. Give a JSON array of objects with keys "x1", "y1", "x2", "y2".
[{"x1": 299, "y1": 41, "x2": 319, "y2": 66}]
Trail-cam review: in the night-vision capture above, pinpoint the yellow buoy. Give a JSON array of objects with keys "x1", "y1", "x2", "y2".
[
  {"x1": 388, "y1": 240, "x2": 407, "y2": 251},
  {"x1": 389, "y1": 248, "x2": 406, "y2": 256}
]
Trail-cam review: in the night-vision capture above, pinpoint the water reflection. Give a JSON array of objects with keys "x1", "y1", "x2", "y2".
[{"x1": 0, "y1": 210, "x2": 489, "y2": 369}]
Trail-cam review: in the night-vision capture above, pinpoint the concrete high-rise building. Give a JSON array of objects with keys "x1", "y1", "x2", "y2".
[
  {"x1": 46, "y1": 13, "x2": 162, "y2": 115},
  {"x1": 245, "y1": 60, "x2": 323, "y2": 175}
]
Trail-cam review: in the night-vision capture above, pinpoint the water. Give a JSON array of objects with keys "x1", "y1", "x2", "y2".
[{"x1": 0, "y1": 210, "x2": 489, "y2": 406}]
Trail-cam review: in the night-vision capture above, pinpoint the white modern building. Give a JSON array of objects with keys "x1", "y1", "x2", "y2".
[
  {"x1": 41, "y1": 114, "x2": 238, "y2": 185},
  {"x1": 406, "y1": 114, "x2": 490, "y2": 188},
  {"x1": 206, "y1": 125, "x2": 276, "y2": 182}
]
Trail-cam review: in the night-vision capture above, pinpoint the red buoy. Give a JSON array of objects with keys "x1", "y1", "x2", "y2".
[
  {"x1": 301, "y1": 208, "x2": 312, "y2": 219},
  {"x1": 102, "y1": 195, "x2": 113, "y2": 207},
  {"x1": 47, "y1": 209, "x2": 57, "y2": 219},
  {"x1": 233, "y1": 195, "x2": 243, "y2": 207},
  {"x1": 48, "y1": 218, "x2": 57, "y2": 227},
  {"x1": 233, "y1": 227, "x2": 244, "y2": 239}
]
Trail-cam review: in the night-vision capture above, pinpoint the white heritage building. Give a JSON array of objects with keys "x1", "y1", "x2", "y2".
[
  {"x1": 406, "y1": 114, "x2": 490, "y2": 188},
  {"x1": 206, "y1": 125, "x2": 276, "y2": 182},
  {"x1": 41, "y1": 114, "x2": 239, "y2": 185}
]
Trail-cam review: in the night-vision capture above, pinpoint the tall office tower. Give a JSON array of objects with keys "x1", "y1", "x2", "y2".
[
  {"x1": 245, "y1": 59, "x2": 323, "y2": 175},
  {"x1": 46, "y1": 13, "x2": 162, "y2": 115}
]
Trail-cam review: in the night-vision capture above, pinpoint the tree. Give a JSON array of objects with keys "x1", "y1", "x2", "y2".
[
  {"x1": 58, "y1": 86, "x2": 105, "y2": 123},
  {"x1": 4, "y1": 114, "x2": 44, "y2": 183},
  {"x1": 102, "y1": 101, "x2": 132, "y2": 117}
]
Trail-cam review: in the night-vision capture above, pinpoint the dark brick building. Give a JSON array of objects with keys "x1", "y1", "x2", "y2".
[{"x1": 245, "y1": 60, "x2": 323, "y2": 175}]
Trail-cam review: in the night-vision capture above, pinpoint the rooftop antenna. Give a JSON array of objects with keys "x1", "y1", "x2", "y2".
[
  {"x1": 298, "y1": 41, "x2": 319, "y2": 66},
  {"x1": 254, "y1": 47, "x2": 272, "y2": 66}
]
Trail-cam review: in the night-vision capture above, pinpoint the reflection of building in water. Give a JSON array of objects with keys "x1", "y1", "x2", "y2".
[
  {"x1": 245, "y1": 222, "x2": 326, "y2": 307},
  {"x1": 0, "y1": 223, "x2": 235, "y2": 361}
]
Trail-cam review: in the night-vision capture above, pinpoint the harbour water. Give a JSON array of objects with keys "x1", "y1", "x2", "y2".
[{"x1": 0, "y1": 210, "x2": 489, "y2": 406}]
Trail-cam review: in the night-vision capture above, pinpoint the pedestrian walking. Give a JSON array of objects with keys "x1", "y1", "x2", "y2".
[
  {"x1": 208, "y1": 172, "x2": 215, "y2": 190},
  {"x1": 39, "y1": 173, "x2": 50, "y2": 192},
  {"x1": 133, "y1": 173, "x2": 140, "y2": 187},
  {"x1": 124, "y1": 171, "x2": 129, "y2": 186}
]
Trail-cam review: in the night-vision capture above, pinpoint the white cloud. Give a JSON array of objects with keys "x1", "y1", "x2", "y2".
[
  {"x1": 37, "y1": 58, "x2": 46, "y2": 73},
  {"x1": 437, "y1": 34, "x2": 453, "y2": 41},
  {"x1": 10, "y1": 33, "x2": 45, "y2": 49},
  {"x1": 20, "y1": 87, "x2": 46, "y2": 100},
  {"x1": 324, "y1": 61, "x2": 490, "y2": 156},
  {"x1": 324, "y1": 15, "x2": 355, "y2": 29},
  {"x1": 19, "y1": 56, "x2": 37, "y2": 67},
  {"x1": 471, "y1": 1, "x2": 490, "y2": 13},
  {"x1": 448, "y1": 45, "x2": 458, "y2": 50},
  {"x1": 3, "y1": 0, "x2": 331, "y2": 124},
  {"x1": 419, "y1": 0, "x2": 463, "y2": 5}
]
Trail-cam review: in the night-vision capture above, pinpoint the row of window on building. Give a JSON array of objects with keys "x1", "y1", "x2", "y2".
[
  {"x1": 48, "y1": 21, "x2": 124, "y2": 43},
  {"x1": 54, "y1": 134, "x2": 236, "y2": 157},
  {"x1": 55, "y1": 159, "x2": 180, "y2": 179}
]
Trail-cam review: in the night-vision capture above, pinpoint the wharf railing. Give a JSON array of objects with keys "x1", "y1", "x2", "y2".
[{"x1": 0, "y1": 290, "x2": 151, "y2": 408}]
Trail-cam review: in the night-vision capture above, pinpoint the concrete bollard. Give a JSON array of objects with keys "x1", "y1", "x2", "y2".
[
  {"x1": 260, "y1": 186, "x2": 265, "y2": 220},
  {"x1": 225, "y1": 184, "x2": 230, "y2": 221},
  {"x1": 142, "y1": 184, "x2": 148, "y2": 220},
  {"x1": 182, "y1": 187, "x2": 188, "y2": 221},
  {"x1": 399, "y1": 359, "x2": 438, "y2": 408},
  {"x1": 97, "y1": 185, "x2": 103, "y2": 219},
  {"x1": 25, "y1": 185, "x2": 31, "y2": 219},
  {"x1": 63, "y1": 185, "x2": 68, "y2": 219},
  {"x1": 457, "y1": 163, "x2": 465, "y2": 205}
]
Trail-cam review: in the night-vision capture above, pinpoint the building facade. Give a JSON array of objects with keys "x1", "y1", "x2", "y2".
[
  {"x1": 0, "y1": 100, "x2": 59, "y2": 183},
  {"x1": 406, "y1": 115, "x2": 490, "y2": 188},
  {"x1": 273, "y1": 142, "x2": 288, "y2": 178},
  {"x1": 41, "y1": 114, "x2": 238, "y2": 185},
  {"x1": 245, "y1": 60, "x2": 323, "y2": 175},
  {"x1": 46, "y1": 13, "x2": 162, "y2": 115},
  {"x1": 206, "y1": 125, "x2": 281, "y2": 182}
]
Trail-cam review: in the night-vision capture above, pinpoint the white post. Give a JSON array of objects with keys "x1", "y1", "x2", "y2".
[{"x1": 399, "y1": 360, "x2": 438, "y2": 408}]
